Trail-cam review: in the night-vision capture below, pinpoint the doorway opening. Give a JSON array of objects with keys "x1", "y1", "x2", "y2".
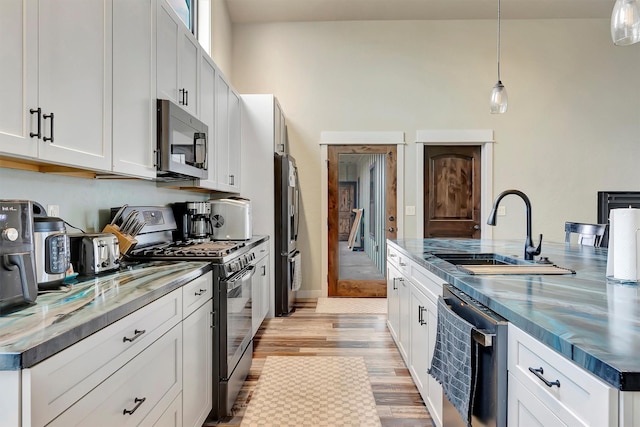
[{"x1": 327, "y1": 145, "x2": 397, "y2": 297}]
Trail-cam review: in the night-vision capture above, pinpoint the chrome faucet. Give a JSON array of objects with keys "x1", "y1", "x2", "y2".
[{"x1": 487, "y1": 189, "x2": 542, "y2": 261}]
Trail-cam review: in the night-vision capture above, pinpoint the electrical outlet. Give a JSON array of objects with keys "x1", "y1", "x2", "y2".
[
  {"x1": 405, "y1": 205, "x2": 416, "y2": 216},
  {"x1": 497, "y1": 206, "x2": 506, "y2": 216},
  {"x1": 47, "y1": 204, "x2": 60, "y2": 217}
]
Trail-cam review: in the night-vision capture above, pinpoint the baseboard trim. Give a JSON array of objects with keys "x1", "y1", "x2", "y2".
[{"x1": 297, "y1": 290, "x2": 323, "y2": 299}]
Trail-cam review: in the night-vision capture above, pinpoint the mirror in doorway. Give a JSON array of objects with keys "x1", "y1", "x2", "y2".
[{"x1": 338, "y1": 153, "x2": 386, "y2": 281}]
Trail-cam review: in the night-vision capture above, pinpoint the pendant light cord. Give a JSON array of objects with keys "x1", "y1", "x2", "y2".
[{"x1": 497, "y1": 0, "x2": 501, "y2": 82}]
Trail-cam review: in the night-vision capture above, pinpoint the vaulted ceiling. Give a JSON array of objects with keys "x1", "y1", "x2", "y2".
[{"x1": 226, "y1": 0, "x2": 613, "y2": 23}]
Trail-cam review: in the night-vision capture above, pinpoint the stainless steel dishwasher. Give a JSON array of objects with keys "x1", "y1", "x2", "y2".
[{"x1": 442, "y1": 283, "x2": 508, "y2": 427}]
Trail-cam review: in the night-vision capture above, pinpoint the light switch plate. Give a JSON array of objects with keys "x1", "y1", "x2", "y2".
[{"x1": 405, "y1": 205, "x2": 416, "y2": 216}]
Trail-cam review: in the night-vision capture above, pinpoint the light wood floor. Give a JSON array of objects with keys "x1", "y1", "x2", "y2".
[{"x1": 208, "y1": 298, "x2": 434, "y2": 426}]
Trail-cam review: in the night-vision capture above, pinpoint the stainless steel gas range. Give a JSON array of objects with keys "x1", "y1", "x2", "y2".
[{"x1": 114, "y1": 205, "x2": 266, "y2": 421}]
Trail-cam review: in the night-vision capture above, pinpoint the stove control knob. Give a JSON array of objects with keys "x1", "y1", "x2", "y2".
[{"x1": 3, "y1": 228, "x2": 19, "y2": 242}]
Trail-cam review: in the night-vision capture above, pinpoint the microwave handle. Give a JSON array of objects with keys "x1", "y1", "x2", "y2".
[{"x1": 193, "y1": 132, "x2": 207, "y2": 167}]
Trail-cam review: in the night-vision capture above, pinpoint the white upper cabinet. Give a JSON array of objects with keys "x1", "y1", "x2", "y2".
[
  {"x1": 157, "y1": 0, "x2": 199, "y2": 116},
  {"x1": 198, "y1": 52, "x2": 218, "y2": 190},
  {"x1": 0, "y1": 0, "x2": 112, "y2": 171},
  {"x1": 37, "y1": 0, "x2": 112, "y2": 171},
  {"x1": 0, "y1": 0, "x2": 38, "y2": 159},
  {"x1": 214, "y1": 72, "x2": 241, "y2": 193},
  {"x1": 112, "y1": 0, "x2": 156, "y2": 179},
  {"x1": 228, "y1": 90, "x2": 241, "y2": 192}
]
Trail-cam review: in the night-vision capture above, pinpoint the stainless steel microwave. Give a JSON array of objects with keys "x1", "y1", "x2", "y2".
[{"x1": 156, "y1": 99, "x2": 208, "y2": 181}]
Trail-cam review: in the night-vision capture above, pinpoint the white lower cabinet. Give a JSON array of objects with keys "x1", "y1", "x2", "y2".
[
  {"x1": 508, "y1": 372, "x2": 564, "y2": 426},
  {"x1": 182, "y1": 299, "x2": 212, "y2": 427},
  {"x1": 15, "y1": 271, "x2": 214, "y2": 427},
  {"x1": 508, "y1": 323, "x2": 618, "y2": 426},
  {"x1": 252, "y1": 243, "x2": 270, "y2": 336},
  {"x1": 49, "y1": 324, "x2": 183, "y2": 426},
  {"x1": 386, "y1": 263, "x2": 402, "y2": 343},
  {"x1": 149, "y1": 392, "x2": 183, "y2": 427},
  {"x1": 387, "y1": 243, "x2": 444, "y2": 427}
]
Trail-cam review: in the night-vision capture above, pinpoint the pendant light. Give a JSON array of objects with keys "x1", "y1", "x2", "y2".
[
  {"x1": 611, "y1": 0, "x2": 640, "y2": 45},
  {"x1": 490, "y1": 0, "x2": 508, "y2": 114}
]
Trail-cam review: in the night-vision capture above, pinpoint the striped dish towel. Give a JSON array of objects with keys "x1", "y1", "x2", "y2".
[{"x1": 428, "y1": 296, "x2": 476, "y2": 427}]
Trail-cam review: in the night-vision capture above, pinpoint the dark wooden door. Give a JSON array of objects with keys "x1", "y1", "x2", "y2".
[
  {"x1": 328, "y1": 145, "x2": 397, "y2": 297},
  {"x1": 338, "y1": 182, "x2": 357, "y2": 241},
  {"x1": 424, "y1": 145, "x2": 481, "y2": 238}
]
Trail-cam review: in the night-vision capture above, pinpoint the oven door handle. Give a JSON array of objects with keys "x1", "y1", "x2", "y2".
[{"x1": 226, "y1": 265, "x2": 256, "y2": 292}]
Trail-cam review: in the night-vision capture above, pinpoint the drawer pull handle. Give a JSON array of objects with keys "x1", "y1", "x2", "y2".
[
  {"x1": 195, "y1": 288, "x2": 207, "y2": 296},
  {"x1": 122, "y1": 329, "x2": 146, "y2": 343},
  {"x1": 399, "y1": 262, "x2": 407, "y2": 266},
  {"x1": 123, "y1": 397, "x2": 146, "y2": 415},
  {"x1": 528, "y1": 367, "x2": 560, "y2": 388}
]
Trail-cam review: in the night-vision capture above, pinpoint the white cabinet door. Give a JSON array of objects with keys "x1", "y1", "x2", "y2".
[
  {"x1": 182, "y1": 299, "x2": 212, "y2": 427},
  {"x1": 112, "y1": 0, "x2": 156, "y2": 179},
  {"x1": 37, "y1": 0, "x2": 112, "y2": 171},
  {"x1": 180, "y1": 31, "x2": 199, "y2": 117},
  {"x1": 156, "y1": 0, "x2": 198, "y2": 115},
  {"x1": 198, "y1": 53, "x2": 218, "y2": 190},
  {"x1": 508, "y1": 372, "x2": 565, "y2": 427},
  {"x1": 409, "y1": 285, "x2": 429, "y2": 397},
  {"x1": 156, "y1": 0, "x2": 179, "y2": 104},
  {"x1": 0, "y1": 0, "x2": 38, "y2": 158},
  {"x1": 252, "y1": 248, "x2": 270, "y2": 336},
  {"x1": 215, "y1": 73, "x2": 230, "y2": 190},
  {"x1": 228, "y1": 89, "x2": 241, "y2": 192},
  {"x1": 424, "y1": 292, "x2": 443, "y2": 427},
  {"x1": 273, "y1": 99, "x2": 286, "y2": 155},
  {"x1": 386, "y1": 263, "x2": 401, "y2": 343},
  {"x1": 398, "y1": 273, "x2": 411, "y2": 364}
]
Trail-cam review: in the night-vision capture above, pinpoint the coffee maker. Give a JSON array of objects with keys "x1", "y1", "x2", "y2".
[
  {"x1": 172, "y1": 201, "x2": 213, "y2": 242},
  {"x1": 0, "y1": 200, "x2": 38, "y2": 314}
]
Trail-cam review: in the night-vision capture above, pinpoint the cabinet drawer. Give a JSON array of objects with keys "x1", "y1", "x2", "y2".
[
  {"x1": 387, "y1": 245, "x2": 410, "y2": 276},
  {"x1": 25, "y1": 289, "x2": 182, "y2": 427},
  {"x1": 508, "y1": 324, "x2": 617, "y2": 426},
  {"x1": 409, "y1": 263, "x2": 444, "y2": 303},
  {"x1": 49, "y1": 324, "x2": 183, "y2": 427},
  {"x1": 182, "y1": 272, "x2": 212, "y2": 318}
]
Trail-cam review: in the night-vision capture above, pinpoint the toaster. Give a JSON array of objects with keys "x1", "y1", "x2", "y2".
[
  {"x1": 69, "y1": 233, "x2": 120, "y2": 275},
  {"x1": 210, "y1": 198, "x2": 252, "y2": 240}
]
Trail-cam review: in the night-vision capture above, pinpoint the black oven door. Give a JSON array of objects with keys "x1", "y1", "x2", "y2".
[{"x1": 221, "y1": 264, "x2": 254, "y2": 378}]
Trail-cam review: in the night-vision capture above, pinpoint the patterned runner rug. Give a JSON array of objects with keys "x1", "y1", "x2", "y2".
[
  {"x1": 315, "y1": 297, "x2": 387, "y2": 314},
  {"x1": 241, "y1": 356, "x2": 381, "y2": 426}
]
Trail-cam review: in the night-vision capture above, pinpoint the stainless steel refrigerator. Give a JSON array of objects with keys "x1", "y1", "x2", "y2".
[{"x1": 274, "y1": 153, "x2": 300, "y2": 316}]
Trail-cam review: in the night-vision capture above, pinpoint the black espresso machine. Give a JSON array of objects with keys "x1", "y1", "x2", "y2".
[{"x1": 0, "y1": 200, "x2": 39, "y2": 314}]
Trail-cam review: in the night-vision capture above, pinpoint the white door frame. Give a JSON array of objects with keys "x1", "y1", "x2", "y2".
[
  {"x1": 416, "y1": 129, "x2": 495, "y2": 239},
  {"x1": 320, "y1": 131, "x2": 405, "y2": 299}
]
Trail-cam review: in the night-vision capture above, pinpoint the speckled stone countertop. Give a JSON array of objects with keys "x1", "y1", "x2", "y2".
[
  {"x1": 0, "y1": 261, "x2": 211, "y2": 370},
  {"x1": 389, "y1": 238, "x2": 640, "y2": 391}
]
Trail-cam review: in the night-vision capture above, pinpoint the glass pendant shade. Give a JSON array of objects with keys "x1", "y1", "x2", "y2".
[
  {"x1": 490, "y1": 81, "x2": 508, "y2": 114},
  {"x1": 611, "y1": 0, "x2": 640, "y2": 46}
]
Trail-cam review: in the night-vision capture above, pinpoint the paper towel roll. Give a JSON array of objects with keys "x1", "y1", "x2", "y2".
[{"x1": 608, "y1": 208, "x2": 640, "y2": 281}]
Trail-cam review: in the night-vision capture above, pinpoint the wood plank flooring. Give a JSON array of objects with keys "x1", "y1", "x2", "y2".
[{"x1": 207, "y1": 298, "x2": 433, "y2": 426}]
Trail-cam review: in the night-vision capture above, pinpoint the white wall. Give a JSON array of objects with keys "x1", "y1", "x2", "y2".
[
  {"x1": 231, "y1": 18, "x2": 640, "y2": 294},
  {"x1": 211, "y1": 0, "x2": 233, "y2": 77}
]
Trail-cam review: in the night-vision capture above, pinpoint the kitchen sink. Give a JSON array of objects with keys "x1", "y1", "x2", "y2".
[{"x1": 429, "y1": 253, "x2": 524, "y2": 266}]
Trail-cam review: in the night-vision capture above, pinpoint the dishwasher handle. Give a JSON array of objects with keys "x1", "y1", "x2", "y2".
[{"x1": 472, "y1": 329, "x2": 495, "y2": 347}]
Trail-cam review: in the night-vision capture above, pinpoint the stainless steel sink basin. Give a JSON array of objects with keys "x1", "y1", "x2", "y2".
[{"x1": 430, "y1": 253, "x2": 524, "y2": 266}]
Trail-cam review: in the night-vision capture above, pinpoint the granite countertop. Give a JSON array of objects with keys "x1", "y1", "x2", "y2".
[
  {"x1": 389, "y1": 238, "x2": 640, "y2": 391},
  {"x1": 0, "y1": 261, "x2": 211, "y2": 370}
]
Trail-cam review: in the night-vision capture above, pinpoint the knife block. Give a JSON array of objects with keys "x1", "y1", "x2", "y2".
[{"x1": 102, "y1": 224, "x2": 137, "y2": 257}]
